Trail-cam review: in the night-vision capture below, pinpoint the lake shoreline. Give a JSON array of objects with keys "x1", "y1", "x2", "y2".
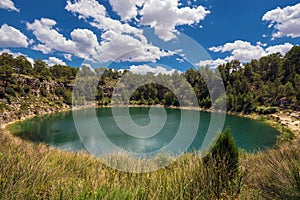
[{"x1": 2, "y1": 102, "x2": 299, "y2": 147}]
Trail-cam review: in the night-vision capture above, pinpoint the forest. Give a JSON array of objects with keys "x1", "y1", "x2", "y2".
[{"x1": 0, "y1": 46, "x2": 299, "y2": 114}]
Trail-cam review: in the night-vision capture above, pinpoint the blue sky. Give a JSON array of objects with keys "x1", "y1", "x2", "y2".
[{"x1": 0, "y1": 0, "x2": 300, "y2": 73}]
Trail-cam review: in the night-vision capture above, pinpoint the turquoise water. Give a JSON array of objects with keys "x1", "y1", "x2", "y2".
[{"x1": 12, "y1": 107, "x2": 279, "y2": 154}]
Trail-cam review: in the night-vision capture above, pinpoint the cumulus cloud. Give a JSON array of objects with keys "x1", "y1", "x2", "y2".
[
  {"x1": 209, "y1": 40, "x2": 266, "y2": 63},
  {"x1": 95, "y1": 30, "x2": 174, "y2": 63},
  {"x1": 0, "y1": 24, "x2": 29, "y2": 48},
  {"x1": 265, "y1": 43, "x2": 294, "y2": 55},
  {"x1": 0, "y1": 0, "x2": 19, "y2": 12},
  {"x1": 263, "y1": 3, "x2": 300, "y2": 38},
  {"x1": 65, "y1": 0, "x2": 145, "y2": 41},
  {"x1": 200, "y1": 40, "x2": 294, "y2": 68},
  {"x1": 44, "y1": 57, "x2": 67, "y2": 66},
  {"x1": 66, "y1": 0, "x2": 209, "y2": 42},
  {"x1": 140, "y1": 0, "x2": 210, "y2": 41},
  {"x1": 62, "y1": 0, "x2": 210, "y2": 62},
  {"x1": 129, "y1": 65, "x2": 177, "y2": 75},
  {"x1": 27, "y1": 18, "x2": 100, "y2": 60},
  {"x1": 32, "y1": 44, "x2": 52, "y2": 54},
  {"x1": 27, "y1": 18, "x2": 77, "y2": 54},
  {"x1": 109, "y1": 0, "x2": 144, "y2": 21},
  {"x1": 27, "y1": 18, "x2": 172, "y2": 63},
  {"x1": 197, "y1": 58, "x2": 227, "y2": 68}
]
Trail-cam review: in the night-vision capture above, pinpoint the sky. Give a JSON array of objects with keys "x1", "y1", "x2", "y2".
[{"x1": 0, "y1": 0, "x2": 300, "y2": 74}]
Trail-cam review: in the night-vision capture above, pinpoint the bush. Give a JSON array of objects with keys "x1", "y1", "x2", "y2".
[
  {"x1": 40, "y1": 87, "x2": 48, "y2": 97},
  {"x1": 203, "y1": 128, "x2": 242, "y2": 199},
  {"x1": 255, "y1": 106, "x2": 279, "y2": 114},
  {"x1": 23, "y1": 85, "x2": 31, "y2": 94},
  {"x1": 0, "y1": 90, "x2": 5, "y2": 98},
  {"x1": 6, "y1": 85, "x2": 16, "y2": 97}
]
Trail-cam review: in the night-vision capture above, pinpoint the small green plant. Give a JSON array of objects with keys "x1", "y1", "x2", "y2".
[
  {"x1": 256, "y1": 115, "x2": 266, "y2": 121},
  {"x1": 279, "y1": 126, "x2": 296, "y2": 141},
  {"x1": 202, "y1": 128, "x2": 243, "y2": 199},
  {"x1": 23, "y1": 84, "x2": 31, "y2": 94}
]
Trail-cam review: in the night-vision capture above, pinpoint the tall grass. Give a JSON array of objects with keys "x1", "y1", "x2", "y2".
[
  {"x1": 246, "y1": 145, "x2": 300, "y2": 200},
  {"x1": 0, "y1": 128, "x2": 299, "y2": 199}
]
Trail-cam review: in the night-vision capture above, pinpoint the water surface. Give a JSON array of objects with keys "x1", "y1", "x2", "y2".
[{"x1": 12, "y1": 107, "x2": 279, "y2": 154}]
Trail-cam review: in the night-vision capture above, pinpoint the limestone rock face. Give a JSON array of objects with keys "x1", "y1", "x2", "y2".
[{"x1": 0, "y1": 75, "x2": 71, "y2": 125}]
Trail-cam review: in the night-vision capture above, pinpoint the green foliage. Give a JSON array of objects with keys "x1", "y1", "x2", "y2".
[
  {"x1": 5, "y1": 85, "x2": 16, "y2": 97},
  {"x1": 1, "y1": 45, "x2": 300, "y2": 112},
  {"x1": 255, "y1": 106, "x2": 279, "y2": 114},
  {"x1": 54, "y1": 87, "x2": 72, "y2": 105},
  {"x1": 201, "y1": 129, "x2": 242, "y2": 199},
  {"x1": 0, "y1": 102, "x2": 9, "y2": 111},
  {"x1": 50, "y1": 64, "x2": 78, "y2": 84},
  {"x1": 23, "y1": 84, "x2": 31, "y2": 94},
  {"x1": 40, "y1": 87, "x2": 48, "y2": 97},
  {"x1": 0, "y1": 64, "x2": 14, "y2": 92},
  {"x1": 205, "y1": 128, "x2": 239, "y2": 177},
  {"x1": 33, "y1": 59, "x2": 52, "y2": 81},
  {"x1": 15, "y1": 55, "x2": 33, "y2": 75}
]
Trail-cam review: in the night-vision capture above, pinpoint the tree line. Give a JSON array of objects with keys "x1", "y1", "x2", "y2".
[{"x1": 0, "y1": 46, "x2": 299, "y2": 113}]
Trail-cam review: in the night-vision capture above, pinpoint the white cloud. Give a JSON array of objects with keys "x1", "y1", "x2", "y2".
[
  {"x1": 197, "y1": 58, "x2": 227, "y2": 68},
  {"x1": 44, "y1": 57, "x2": 67, "y2": 66},
  {"x1": 140, "y1": 0, "x2": 210, "y2": 41},
  {"x1": 65, "y1": 0, "x2": 182, "y2": 62},
  {"x1": 64, "y1": 54, "x2": 72, "y2": 61},
  {"x1": 32, "y1": 44, "x2": 52, "y2": 54},
  {"x1": 27, "y1": 18, "x2": 77, "y2": 54},
  {"x1": 129, "y1": 64, "x2": 177, "y2": 75},
  {"x1": 94, "y1": 30, "x2": 174, "y2": 63},
  {"x1": 27, "y1": 18, "x2": 98, "y2": 60},
  {"x1": 265, "y1": 43, "x2": 294, "y2": 55},
  {"x1": 0, "y1": 24, "x2": 29, "y2": 48},
  {"x1": 66, "y1": 0, "x2": 209, "y2": 42},
  {"x1": 203, "y1": 41, "x2": 295, "y2": 68},
  {"x1": 0, "y1": 0, "x2": 19, "y2": 12},
  {"x1": 176, "y1": 57, "x2": 185, "y2": 63},
  {"x1": 109, "y1": 0, "x2": 144, "y2": 21},
  {"x1": 263, "y1": 3, "x2": 300, "y2": 38},
  {"x1": 28, "y1": 1, "x2": 210, "y2": 63},
  {"x1": 65, "y1": 0, "x2": 145, "y2": 41},
  {"x1": 27, "y1": 18, "x2": 172, "y2": 63},
  {"x1": 209, "y1": 40, "x2": 267, "y2": 63}
]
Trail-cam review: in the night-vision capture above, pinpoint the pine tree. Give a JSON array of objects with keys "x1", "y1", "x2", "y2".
[{"x1": 203, "y1": 128, "x2": 240, "y2": 198}]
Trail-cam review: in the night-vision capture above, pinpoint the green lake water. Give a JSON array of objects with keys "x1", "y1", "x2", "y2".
[{"x1": 11, "y1": 107, "x2": 279, "y2": 154}]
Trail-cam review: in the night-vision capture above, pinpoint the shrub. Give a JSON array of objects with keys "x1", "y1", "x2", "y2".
[
  {"x1": 23, "y1": 84, "x2": 31, "y2": 94},
  {"x1": 0, "y1": 90, "x2": 5, "y2": 98},
  {"x1": 40, "y1": 87, "x2": 48, "y2": 97},
  {"x1": 6, "y1": 85, "x2": 16, "y2": 97},
  {"x1": 203, "y1": 128, "x2": 242, "y2": 199},
  {"x1": 255, "y1": 106, "x2": 279, "y2": 114}
]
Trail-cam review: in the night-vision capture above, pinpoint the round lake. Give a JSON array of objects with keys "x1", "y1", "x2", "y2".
[{"x1": 11, "y1": 107, "x2": 279, "y2": 154}]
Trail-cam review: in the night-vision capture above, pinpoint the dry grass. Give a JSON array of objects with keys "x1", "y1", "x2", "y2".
[
  {"x1": 245, "y1": 145, "x2": 300, "y2": 200},
  {"x1": 0, "y1": 128, "x2": 299, "y2": 199}
]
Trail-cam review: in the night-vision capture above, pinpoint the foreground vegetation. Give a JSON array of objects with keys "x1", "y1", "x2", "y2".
[
  {"x1": 0, "y1": 45, "x2": 299, "y2": 199},
  {"x1": 1, "y1": 127, "x2": 299, "y2": 199}
]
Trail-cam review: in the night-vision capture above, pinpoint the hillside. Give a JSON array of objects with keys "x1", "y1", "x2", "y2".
[{"x1": 1, "y1": 46, "x2": 300, "y2": 117}]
